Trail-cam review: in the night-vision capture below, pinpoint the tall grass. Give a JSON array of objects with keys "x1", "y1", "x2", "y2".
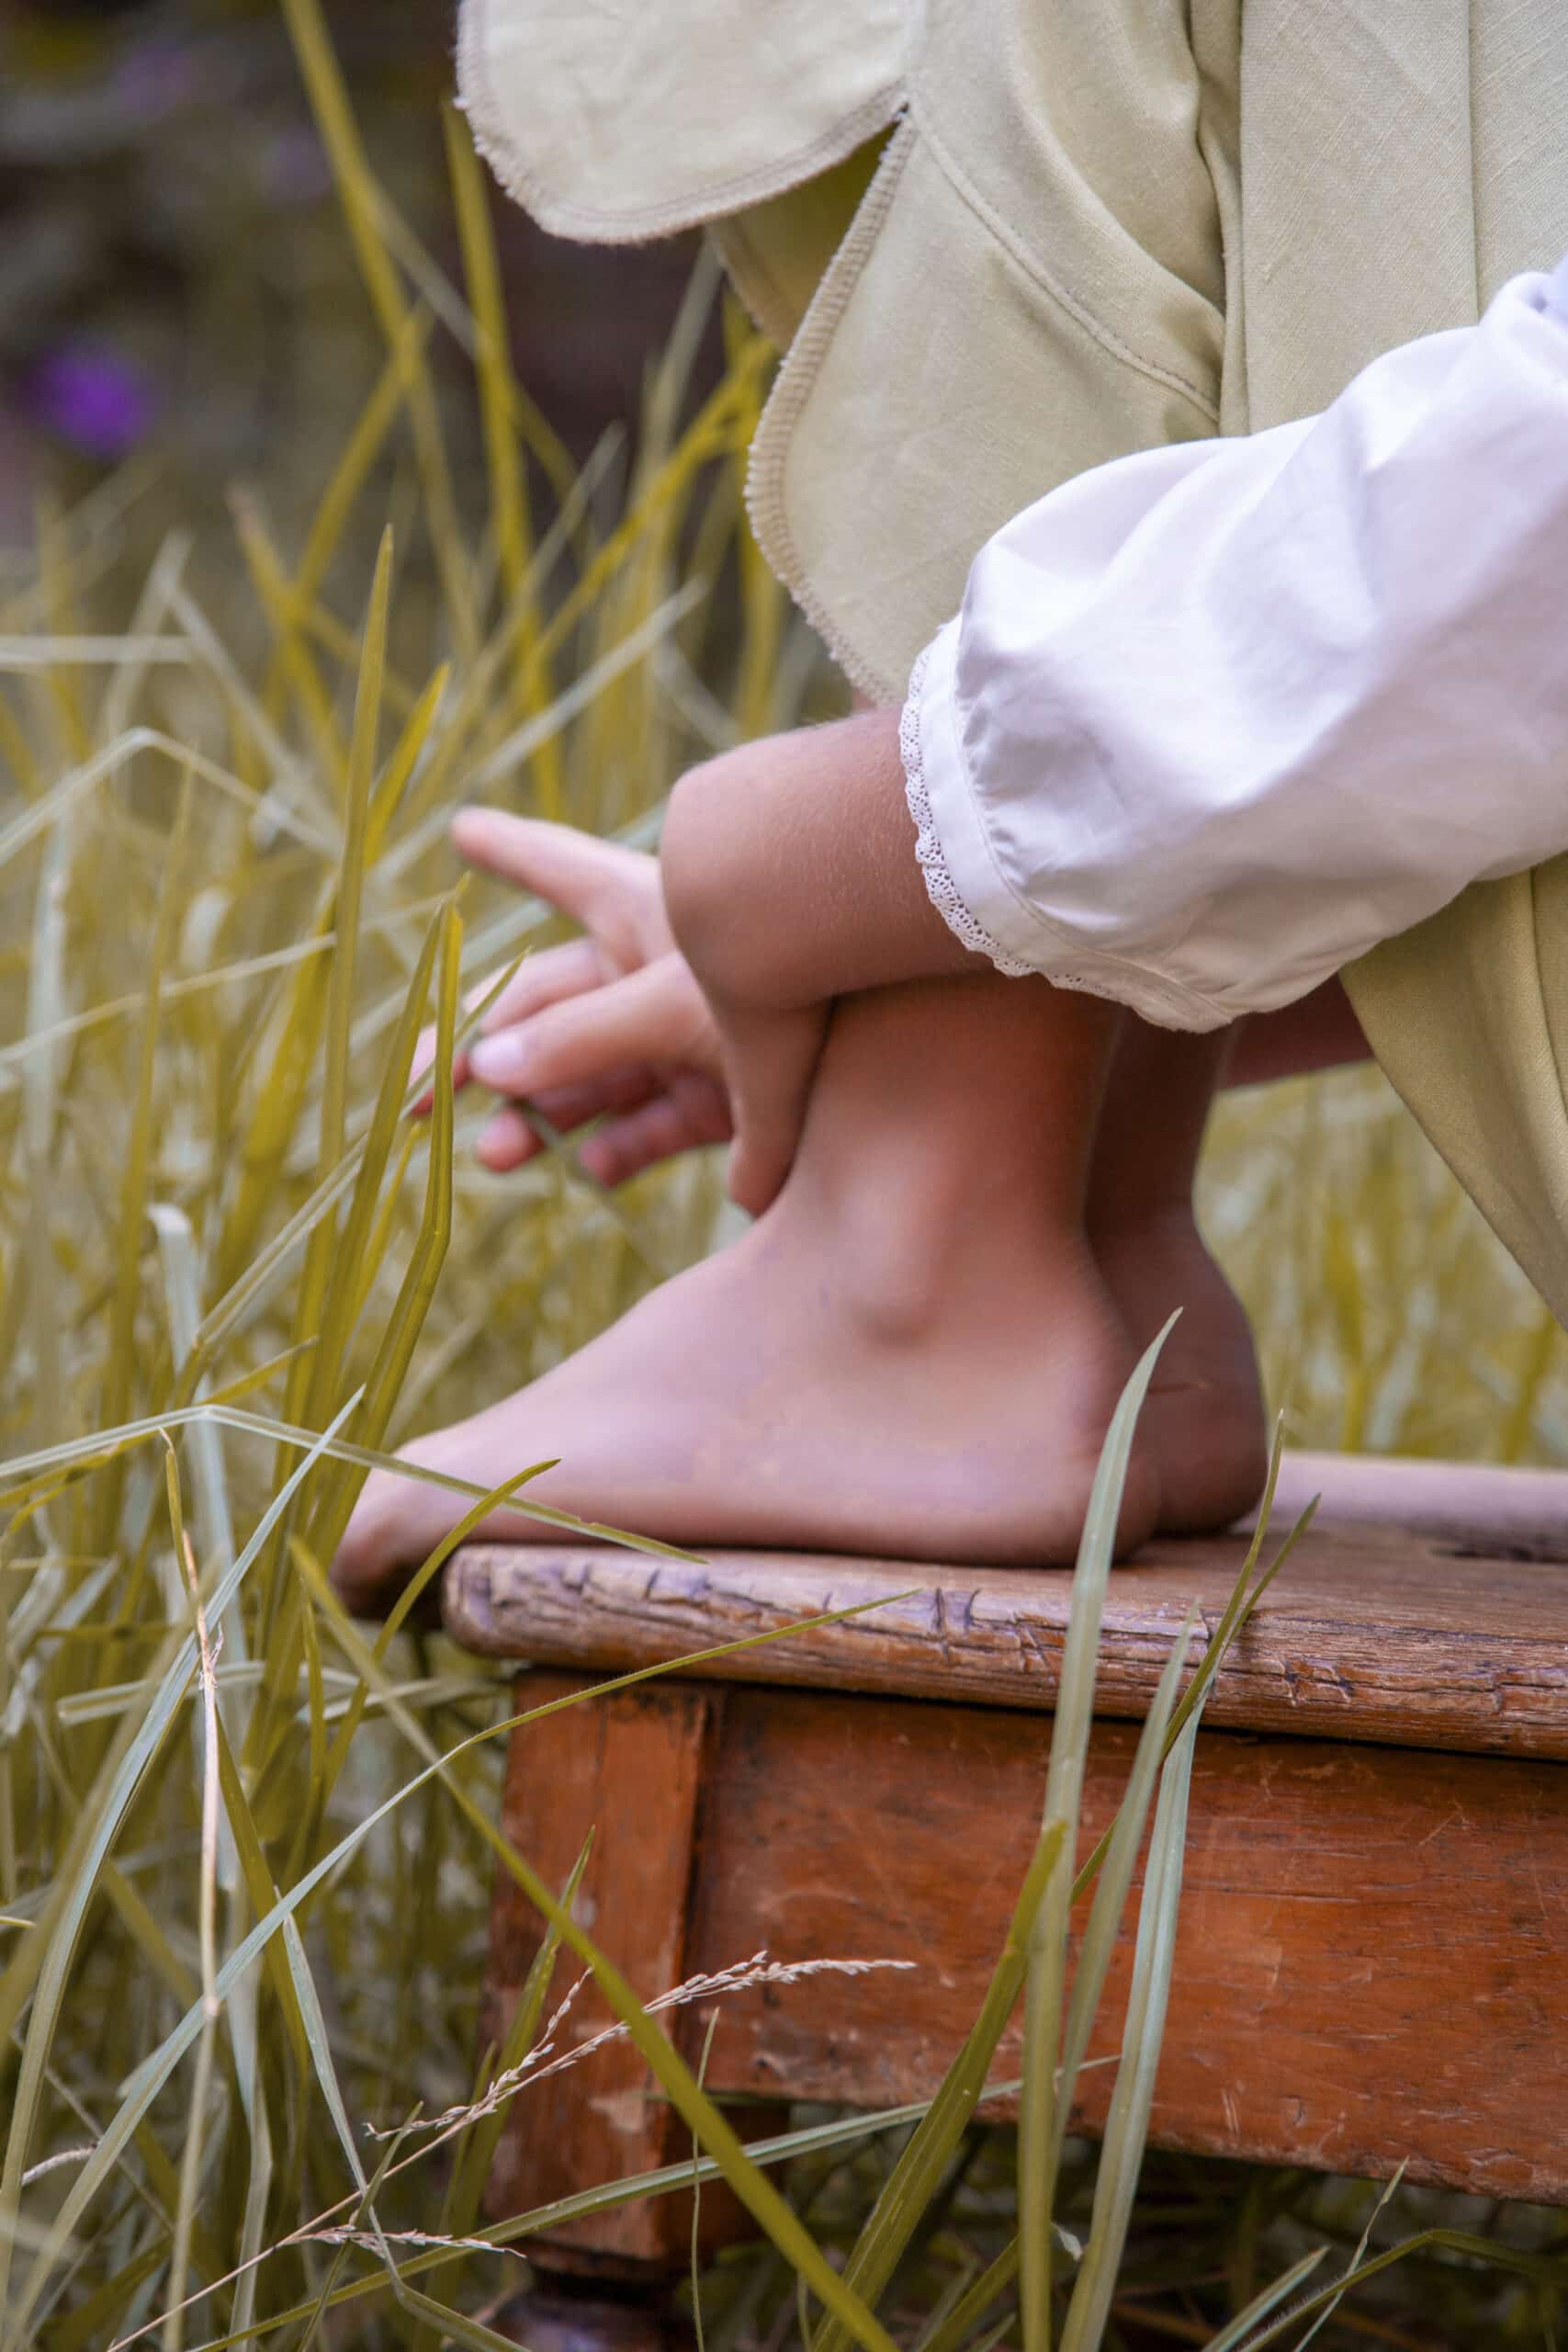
[{"x1": 3, "y1": 7, "x2": 1567, "y2": 2346}]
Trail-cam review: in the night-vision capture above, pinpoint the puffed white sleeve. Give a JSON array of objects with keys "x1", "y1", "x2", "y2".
[{"x1": 901, "y1": 261, "x2": 1568, "y2": 1031}]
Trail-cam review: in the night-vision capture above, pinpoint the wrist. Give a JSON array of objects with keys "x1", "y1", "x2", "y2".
[
  {"x1": 660, "y1": 752, "x2": 770, "y2": 1009},
  {"x1": 662, "y1": 707, "x2": 980, "y2": 1013}
]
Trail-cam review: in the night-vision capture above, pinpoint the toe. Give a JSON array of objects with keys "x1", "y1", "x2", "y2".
[{"x1": 332, "y1": 1469, "x2": 418, "y2": 1617}]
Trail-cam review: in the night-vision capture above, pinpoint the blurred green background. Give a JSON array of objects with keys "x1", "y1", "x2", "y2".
[
  {"x1": 0, "y1": 0, "x2": 710, "y2": 527},
  {"x1": 7, "y1": 0, "x2": 1566, "y2": 1470},
  {"x1": 3, "y1": 6, "x2": 1567, "y2": 2350}
]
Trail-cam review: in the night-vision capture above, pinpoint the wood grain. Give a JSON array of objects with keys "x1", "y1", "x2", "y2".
[
  {"x1": 483, "y1": 1674, "x2": 739, "y2": 2264},
  {"x1": 479, "y1": 1672, "x2": 1568, "y2": 2214},
  {"x1": 679, "y1": 1680, "x2": 1568, "y2": 2202},
  {"x1": 446, "y1": 1509, "x2": 1568, "y2": 1760}
]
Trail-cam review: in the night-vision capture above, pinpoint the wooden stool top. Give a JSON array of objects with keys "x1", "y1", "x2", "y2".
[{"x1": 446, "y1": 1451, "x2": 1568, "y2": 1762}]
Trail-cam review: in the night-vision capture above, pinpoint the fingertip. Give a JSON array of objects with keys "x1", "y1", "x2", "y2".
[
  {"x1": 453, "y1": 803, "x2": 549, "y2": 861},
  {"x1": 451, "y1": 804, "x2": 513, "y2": 872},
  {"x1": 468, "y1": 1035, "x2": 526, "y2": 1091},
  {"x1": 475, "y1": 1104, "x2": 537, "y2": 1172},
  {"x1": 578, "y1": 1136, "x2": 619, "y2": 1187},
  {"x1": 408, "y1": 1048, "x2": 471, "y2": 1116},
  {"x1": 725, "y1": 1143, "x2": 772, "y2": 1220},
  {"x1": 449, "y1": 801, "x2": 492, "y2": 848}
]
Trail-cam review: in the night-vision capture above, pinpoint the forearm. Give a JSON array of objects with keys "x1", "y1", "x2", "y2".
[
  {"x1": 902, "y1": 261, "x2": 1568, "y2": 1036},
  {"x1": 660, "y1": 707, "x2": 982, "y2": 1012}
]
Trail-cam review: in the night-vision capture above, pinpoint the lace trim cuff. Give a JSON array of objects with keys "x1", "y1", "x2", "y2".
[
  {"x1": 897, "y1": 628, "x2": 1231, "y2": 1033},
  {"x1": 900, "y1": 642, "x2": 1034, "y2": 978}
]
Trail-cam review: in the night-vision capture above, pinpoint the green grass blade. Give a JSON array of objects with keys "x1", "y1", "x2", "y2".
[
  {"x1": 1020, "y1": 1315, "x2": 1175, "y2": 2352},
  {"x1": 288, "y1": 2114, "x2": 415, "y2": 2352},
  {"x1": 231, "y1": 495, "x2": 346, "y2": 784},
  {"x1": 116, "y1": 2086, "x2": 1039, "y2": 2352},
  {"x1": 299, "y1": 899, "x2": 458, "y2": 1568},
  {"x1": 162, "y1": 1445, "x2": 221, "y2": 2352},
  {"x1": 1275, "y1": 2166, "x2": 1404, "y2": 2352},
  {"x1": 288, "y1": 526, "x2": 390, "y2": 1439},
  {"x1": 441, "y1": 1836, "x2": 595, "y2": 2243},
  {"x1": 1198, "y1": 2248, "x2": 1329, "y2": 2352},
  {"x1": 442, "y1": 102, "x2": 556, "y2": 806},
  {"x1": 1227, "y1": 2226, "x2": 1566, "y2": 2352},
  {"x1": 1053, "y1": 1602, "x2": 1199, "y2": 2167},
  {"x1": 0, "y1": 1402, "x2": 702, "y2": 1564},
  {"x1": 311, "y1": 1457, "x2": 559, "y2": 1815},
  {"x1": 278, "y1": 0, "x2": 479, "y2": 658},
  {"x1": 393, "y1": 2287, "x2": 528, "y2": 2351},
  {"x1": 0, "y1": 1396, "x2": 364, "y2": 2341},
  {"x1": 1068, "y1": 1431, "x2": 1314, "y2": 1909},
  {"x1": 366, "y1": 658, "x2": 450, "y2": 862},
  {"x1": 98, "y1": 771, "x2": 184, "y2": 1476},
  {"x1": 808, "y1": 1818, "x2": 1066, "y2": 2352},
  {"x1": 271, "y1": 310, "x2": 434, "y2": 721},
  {"x1": 304, "y1": 899, "x2": 442, "y2": 1428},
  {"x1": 152, "y1": 1572, "x2": 921, "y2": 2352},
  {"x1": 1058, "y1": 1713, "x2": 1201, "y2": 2352},
  {"x1": 915, "y1": 2241, "x2": 1022, "y2": 2352}
]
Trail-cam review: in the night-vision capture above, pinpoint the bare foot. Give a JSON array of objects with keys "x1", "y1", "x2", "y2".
[
  {"x1": 333, "y1": 1197, "x2": 1159, "y2": 1612},
  {"x1": 1092, "y1": 1205, "x2": 1269, "y2": 1534}
]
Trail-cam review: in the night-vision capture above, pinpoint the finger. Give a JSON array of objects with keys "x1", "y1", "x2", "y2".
[
  {"x1": 409, "y1": 1026, "x2": 475, "y2": 1118},
  {"x1": 724, "y1": 1006, "x2": 827, "y2": 1218},
  {"x1": 467, "y1": 957, "x2": 705, "y2": 1102},
  {"x1": 478, "y1": 1072, "x2": 716, "y2": 1182},
  {"x1": 410, "y1": 942, "x2": 604, "y2": 1115},
  {"x1": 452, "y1": 808, "x2": 664, "y2": 934},
  {"x1": 579, "y1": 1078, "x2": 733, "y2": 1187},
  {"x1": 529, "y1": 1068, "x2": 663, "y2": 1130},
  {"x1": 479, "y1": 1070, "x2": 664, "y2": 1163},
  {"x1": 473, "y1": 1103, "x2": 539, "y2": 1172},
  {"x1": 477, "y1": 1069, "x2": 674, "y2": 1179},
  {"x1": 475, "y1": 939, "x2": 606, "y2": 1032},
  {"x1": 414, "y1": 970, "x2": 534, "y2": 1108}
]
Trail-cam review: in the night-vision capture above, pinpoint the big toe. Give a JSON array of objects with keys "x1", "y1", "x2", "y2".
[{"x1": 332, "y1": 1466, "x2": 434, "y2": 1618}]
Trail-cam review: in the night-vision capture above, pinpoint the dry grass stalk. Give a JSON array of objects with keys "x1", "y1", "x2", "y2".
[{"x1": 2, "y1": 10, "x2": 1564, "y2": 2348}]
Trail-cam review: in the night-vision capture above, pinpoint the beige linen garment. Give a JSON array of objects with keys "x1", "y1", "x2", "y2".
[{"x1": 459, "y1": 0, "x2": 1568, "y2": 1324}]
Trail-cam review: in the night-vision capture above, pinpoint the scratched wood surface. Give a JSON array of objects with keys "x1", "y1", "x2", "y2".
[
  {"x1": 684, "y1": 1680, "x2": 1568, "y2": 2203},
  {"x1": 446, "y1": 1505, "x2": 1568, "y2": 1760},
  {"x1": 483, "y1": 1676, "x2": 749, "y2": 2262},
  {"x1": 489, "y1": 1672, "x2": 1568, "y2": 2216}
]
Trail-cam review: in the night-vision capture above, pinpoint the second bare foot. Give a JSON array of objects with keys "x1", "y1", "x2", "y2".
[
  {"x1": 333, "y1": 1198, "x2": 1159, "y2": 1611},
  {"x1": 1093, "y1": 1205, "x2": 1269, "y2": 1534}
]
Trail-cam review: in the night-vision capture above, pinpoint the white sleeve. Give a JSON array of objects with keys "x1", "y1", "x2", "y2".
[{"x1": 901, "y1": 266, "x2": 1568, "y2": 1031}]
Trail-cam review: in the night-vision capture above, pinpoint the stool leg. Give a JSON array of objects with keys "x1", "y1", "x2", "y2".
[
  {"x1": 479, "y1": 1670, "x2": 756, "y2": 2317},
  {"x1": 493, "y1": 2255, "x2": 694, "y2": 2352}
]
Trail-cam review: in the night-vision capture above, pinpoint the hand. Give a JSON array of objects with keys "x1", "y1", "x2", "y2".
[
  {"x1": 661, "y1": 707, "x2": 976, "y2": 1216},
  {"x1": 412, "y1": 808, "x2": 731, "y2": 1186},
  {"x1": 699, "y1": 991, "x2": 829, "y2": 1219}
]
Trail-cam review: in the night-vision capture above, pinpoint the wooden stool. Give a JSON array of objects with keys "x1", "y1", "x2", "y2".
[{"x1": 444, "y1": 1455, "x2": 1568, "y2": 2346}]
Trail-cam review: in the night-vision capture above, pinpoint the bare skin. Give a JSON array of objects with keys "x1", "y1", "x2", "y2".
[
  {"x1": 334, "y1": 775, "x2": 1368, "y2": 1610},
  {"x1": 1089, "y1": 1020, "x2": 1268, "y2": 1532},
  {"x1": 334, "y1": 971, "x2": 1267, "y2": 1608}
]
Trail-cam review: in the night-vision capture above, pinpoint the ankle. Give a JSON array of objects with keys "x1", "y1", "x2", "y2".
[
  {"x1": 756, "y1": 976, "x2": 1114, "y2": 1342},
  {"x1": 1087, "y1": 1194, "x2": 1203, "y2": 1262},
  {"x1": 765, "y1": 1153, "x2": 1092, "y2": 1348}
]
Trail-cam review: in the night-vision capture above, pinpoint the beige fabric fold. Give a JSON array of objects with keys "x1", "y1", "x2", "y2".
[
  {"x1": 707, "y1": 136, "x2": 891, "y2": 352},
  {"x1": 460, "y1": 0, "x2": 1568, "y2": 1325},
  {"x1": 745, "y1": 116, "x2": 1224, "y2": 698},
  {"x1": 747, "y1": 0, "x2": 1234, "y2": 699},
  {"x1": 457, "y1": 0, "x2": 904, "y2": 242},
  {"x1": 1237, "y1": 0, "x2": 1568, "y2": 1326}
]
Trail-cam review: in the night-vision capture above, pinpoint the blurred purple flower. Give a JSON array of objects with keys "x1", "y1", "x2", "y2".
[
  {"x1": 260, "y1": 125, "x2": 333, "y2": 207},
  {"x1": 111, "y1": 39, "x2": 202, "y2": 125},
  {"x1": 19, "y1": 343, "x2": 160, "y2": 459}
]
